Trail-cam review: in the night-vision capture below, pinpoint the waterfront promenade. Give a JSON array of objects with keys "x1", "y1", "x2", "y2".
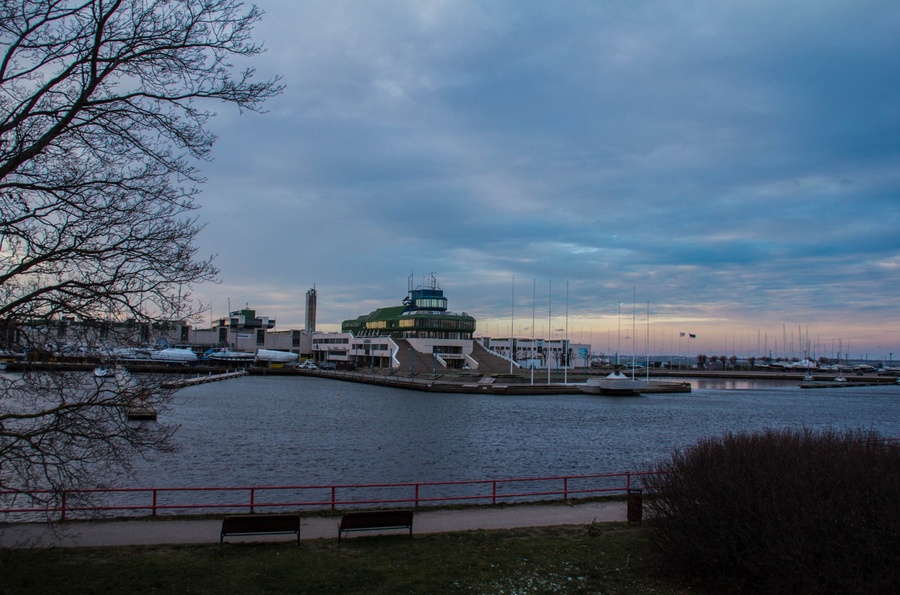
[{"x1": 1, "y1": 500, "x2": 627, "y2": 548}]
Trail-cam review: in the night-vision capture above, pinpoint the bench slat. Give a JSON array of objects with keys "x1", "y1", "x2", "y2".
[
  {"x1": 338, "y1": 510, "x2": 414, "y2": 541},
  {"x1": 221, "y1": 514, "x2": 300, "y2": 545}
]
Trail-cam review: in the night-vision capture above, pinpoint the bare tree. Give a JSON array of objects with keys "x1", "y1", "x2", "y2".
[{"x1": 0, "y1": 0, "x2": 281, "y2": 516}]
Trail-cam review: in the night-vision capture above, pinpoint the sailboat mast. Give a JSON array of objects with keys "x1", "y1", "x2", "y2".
[{"x1": 632, "y1": 287, "x2": 636, "y2": 380}]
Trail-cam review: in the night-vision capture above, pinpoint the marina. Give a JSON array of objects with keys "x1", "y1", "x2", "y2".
[{"x1": 120, "y1": 374, "x2": 900, "y2": 493}]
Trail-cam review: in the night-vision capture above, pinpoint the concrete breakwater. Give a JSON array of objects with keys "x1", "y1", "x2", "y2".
[{"x1": 284, "y1": 368, "x2": 691, "y2": 395}]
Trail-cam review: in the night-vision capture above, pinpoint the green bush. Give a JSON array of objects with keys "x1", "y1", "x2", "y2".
[{"x1": 642, "y1": 428, "x2": 899, "y2": 594}]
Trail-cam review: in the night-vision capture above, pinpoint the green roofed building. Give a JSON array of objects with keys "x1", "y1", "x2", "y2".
[
  {"x1": 313, "y1": 274, "x2": 479, "y2": 372},
  {"x1": 342, "y1": 275, "x2": 475, "y2": 341}
]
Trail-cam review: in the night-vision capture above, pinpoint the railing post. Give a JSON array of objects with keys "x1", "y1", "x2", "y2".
[
  {"x1": 626, "y1": 471, "x2": 631, "y2": 492},
  {"x1": 152, "y1": 489, "x2": 158, "y2": 517},
  {"x1": 250, "y1": 487, "x2": 255, "y2": 513},
  {"x1": 331, "y1": 486, "x2": 336, "y2": 510},
  {"x1": 60, "y1": 490, "x2": 67, "y2": 522},
  {"x1": 492, "y1": 480, "x2": 497, "y2": 505},
  {"x1": 563, "y1": 477, "x2": 568, "y2": 502},
  {"x1": 415, "y1": 483, "x2": 420, "y2": 508}
]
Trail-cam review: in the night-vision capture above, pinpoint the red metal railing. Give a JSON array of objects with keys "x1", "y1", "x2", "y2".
[
  {"x1": 6, "y1": 439, "x2": 896, "y2": 522},
  {"x1": 1, "y1": 471, "x2": 641, "y2": 522}
]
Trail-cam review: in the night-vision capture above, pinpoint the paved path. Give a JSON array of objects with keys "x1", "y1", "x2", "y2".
[{"x1": 1, "y1": 501, "x2": 628, "y2": 548}]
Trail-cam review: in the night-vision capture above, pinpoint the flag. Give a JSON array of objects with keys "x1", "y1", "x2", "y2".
[
  {"x1": 680, "y1": 332, "x2": 685, "y2": 337},
  {"x1": 689, "y1": 333, "x2": 697, "y2": 339}
]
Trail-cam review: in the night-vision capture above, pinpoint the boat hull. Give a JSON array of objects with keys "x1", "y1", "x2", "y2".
[
  {"x1": 583, "y1": 377, "x2": 648, "y2": 396},
  {"x1": 255, "y1": 349, "x2": 299, "y2": 363}
]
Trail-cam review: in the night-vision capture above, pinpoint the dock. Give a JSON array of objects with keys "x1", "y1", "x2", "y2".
[
  {"x1": 160, "y1": 370, "x2": 247, "y2": 389},
  {"x1": 799, "y1": 380, "x2": 887, "y2": 389}
]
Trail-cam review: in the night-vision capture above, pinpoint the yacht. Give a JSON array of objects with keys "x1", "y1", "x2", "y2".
[
  {"x1": 205, "y1": 348, "x2": 255, "y2": 363},
  {"x1": 255, "y1": 349, "x2": 299, "y2": 363}
]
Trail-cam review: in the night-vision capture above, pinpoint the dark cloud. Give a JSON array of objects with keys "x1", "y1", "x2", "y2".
[{"x1": 193, "y1": 1, "x2": 900, "y2": 357}]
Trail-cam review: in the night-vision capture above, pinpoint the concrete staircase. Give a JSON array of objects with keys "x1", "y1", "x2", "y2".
[
  {"x1": 391, "y1": 339, "x2": 443, "y2": 375},
  {"x1": 383, "y1": 339, "x2": 523, "y2": 378},
  {"x1": 470, "y1": 342, "x2": 522, "y2": 377}
]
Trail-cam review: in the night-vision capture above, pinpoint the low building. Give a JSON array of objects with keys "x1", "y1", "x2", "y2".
[
  {"x1": 478, "y1": 337, "x2": 592, "y2": 369},
  {"x1": 6, "y1": 306, "x2": 313, "y2": 361}
]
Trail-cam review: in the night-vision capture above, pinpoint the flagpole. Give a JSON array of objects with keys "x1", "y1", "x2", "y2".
[
  {"x1": 564, "y1": 281, "x2": 569, "y2": 384},
  {"x1": 510, "y1": 274, "x2": 514, "y2": 375},
  {"x1": 632, "y1": 287, "x2": 636, "y2": 380},
  {"x1": 531, "y1": 278, "x2": 535, "y2": 385}
]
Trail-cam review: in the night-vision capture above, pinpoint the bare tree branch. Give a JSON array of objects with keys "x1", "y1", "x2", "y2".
[{"x1": 0, "y1": 0, "x2": 282, "y2": 510}]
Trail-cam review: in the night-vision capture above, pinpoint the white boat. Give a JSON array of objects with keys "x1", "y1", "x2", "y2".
[
  {"x1": 205, "y1": 348, "x2": 256, "y2": 362},
  {"x1": 583, "y1": 368, "x2": 648, "y2": 396},
  {"x1": 106, "y1": 346, "x2": 154, "y2": 360},
  {"x1": 151, "y1": 348, "x2": 198, "y2": 363},
  {"x1": 0, "y1": 362, "x2": 7, "y2": 372},
  {"x1": 93, "y1": 365, "x2": 112, "y2": 378},
  {"x1": 255, "y1": 349, "x2": 299, "y2": 363}
]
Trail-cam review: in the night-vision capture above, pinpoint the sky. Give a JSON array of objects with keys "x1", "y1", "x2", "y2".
[{"x1": 190, "y1": 0, "x2": 900, "y2": 361}]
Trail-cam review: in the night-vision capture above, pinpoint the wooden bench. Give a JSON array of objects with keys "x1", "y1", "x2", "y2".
[
  {"x1": 220, "y1": 514, "x2": 301, "y2": 545},
  {"x1": 338, "y1": 509, "x2": 414, "y2": 541}
]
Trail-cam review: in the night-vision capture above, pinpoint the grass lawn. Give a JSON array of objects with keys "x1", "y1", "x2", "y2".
[{"x1": 0, "y1": 523, "x2": 694, "y2": 594}]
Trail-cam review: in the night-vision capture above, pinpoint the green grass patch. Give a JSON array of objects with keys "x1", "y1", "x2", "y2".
[{"x1": 0, "y1": 523, "x2": 692, "y2": 594}]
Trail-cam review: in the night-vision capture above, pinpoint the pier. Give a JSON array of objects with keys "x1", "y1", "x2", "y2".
[{"x1": 160, "y1": 370, "x2": 247, "y2": 389}]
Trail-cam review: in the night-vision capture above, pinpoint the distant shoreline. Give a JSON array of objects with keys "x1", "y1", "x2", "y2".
[{"x1": 4, "y1": 361, "x2": 897, "y2": 394}]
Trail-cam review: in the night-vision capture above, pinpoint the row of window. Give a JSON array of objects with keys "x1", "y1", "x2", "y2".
[
  {"x1": 398, "y1": 318, "x2": 475, "y2": 330},
  {"x1": 400, "y1": 331, "x2": 471, "y2": 340},
  {"x1": 352, "y1": 343, "x2": 390, "y2": 351},
  {"x1": 433, "y1": 346, "x2": 463, "y2": 354},
  {"x1": 413, "y1": 298, "x2": 447, "y2": 309},
  {"x1": 314, "y1": 337, "x2": 350, "y2": 345}
]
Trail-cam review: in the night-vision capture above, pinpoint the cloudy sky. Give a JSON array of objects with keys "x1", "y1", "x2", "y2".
[{"x1": 192, "y1": 0, "x2": 899, "y2": 360}]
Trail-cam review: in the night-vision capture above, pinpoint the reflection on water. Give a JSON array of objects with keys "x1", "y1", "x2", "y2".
[
  {"x1": 686, "y1": 377, "x2": 801, "y2": 390},
  {"x1": 130, "y1": 376, "x2": 900, "y2": 489}
]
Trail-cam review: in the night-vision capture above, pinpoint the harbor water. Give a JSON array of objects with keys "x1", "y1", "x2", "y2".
[{"x1": 130, "y1": 376, "x2": 900, "y2": 489}]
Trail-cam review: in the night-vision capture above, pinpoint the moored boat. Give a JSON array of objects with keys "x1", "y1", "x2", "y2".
[
  {"x1": 583, "y1": 367, "x2": 648, "y2": 396},
  {"x1": 205, "y1": 348, "x2": 256, "y2": 363},
  {"x1": 151, "y1": 347, "x2": 198, "y2": 363},
  {"x1": 255, "y1": 349, "x2": 299, "y2": 363}
]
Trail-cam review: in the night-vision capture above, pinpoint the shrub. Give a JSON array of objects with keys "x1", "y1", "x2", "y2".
[{"x1": 642, "y1": 428, "x2": 899, "y2": 594}]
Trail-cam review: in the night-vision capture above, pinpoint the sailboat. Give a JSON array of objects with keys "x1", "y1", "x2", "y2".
[
  {"x1": 583, "y1": 365, "x2": 648, "y2": 395},
  {"x1": 583, "y1": 289, "x2": 648, "y2": 396}
]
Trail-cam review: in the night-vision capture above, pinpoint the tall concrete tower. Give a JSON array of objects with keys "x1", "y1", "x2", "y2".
[{"x1": 305, "y1": 286, "x2": 317, "y2": 333}]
